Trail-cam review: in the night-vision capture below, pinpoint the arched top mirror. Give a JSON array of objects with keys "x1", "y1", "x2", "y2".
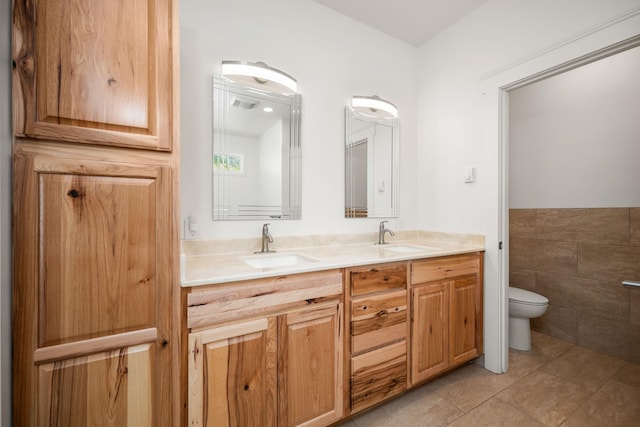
[
  {"x1": 345, "y1": 96, "x2": 399, "y2": 218},
  {"x1": 212, "y1": 62, "x2": 302, "y2": 220}
]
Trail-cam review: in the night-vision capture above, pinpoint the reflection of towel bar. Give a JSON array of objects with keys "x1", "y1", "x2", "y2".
[{"x1": 622, "y1": 280, "x2": 640, "y2": 289}]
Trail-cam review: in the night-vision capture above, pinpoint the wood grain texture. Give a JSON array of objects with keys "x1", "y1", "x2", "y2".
[
  {"x1": 411, "y1": 281, "x2": 449, "y2": 384},
  {"x1": 449, "y1": 277, "x2": 479, "y2": 366},
  {"x1": 411, "y1": 253, "x2": 480, "y2": 284},
  {"x1": 38, "y1": 343, "x2": 154, "y2": 426},
  {"x1": 350, "y1": 263, "x2": 407, "y2": 296},
  {"x1": 279, "y1": 303, "x2": 343, "y2": 427},
  {"x1": 187, "y1": 270, "x2": 342, "y2": 328},
  {"x1": 351, "y1": 290, "x2": 407, "y2": 336},
  {"x1": 12, "y1": 152, "x2": 175, "y2": 426},
  {"x1": 34, "y1": 328, "x2": 157, "y2": 364},
  {"x1": 351, "y1": 341, "x2": 407, "y2": 413},
  {"x1": 39, "y1": 172, "x2": 157, "y2": 346},
  {"x1": 188, "y1": 318, "x2": 277, "y2": 427},
  {"x1": 13, "y1": 0, "x2": 175, "y2": 150},
  {"x1": 409, "y1": 253, "x2": 484, "y2": 385},
  {"x1": 345, "y1": 262, "x2": 408, "y2": 416},
  {"x1": 352, "y1": 322, "x2": 406, "y2": 356}
]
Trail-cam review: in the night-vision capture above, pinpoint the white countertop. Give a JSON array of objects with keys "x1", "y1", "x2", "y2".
[{"x1": 181, "y1": 231, "x2": 485, "y2": 287}]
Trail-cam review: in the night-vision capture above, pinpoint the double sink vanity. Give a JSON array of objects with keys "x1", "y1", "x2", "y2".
[{"x1": 181, "y1": 230, "x2": 484, "y2": 426}]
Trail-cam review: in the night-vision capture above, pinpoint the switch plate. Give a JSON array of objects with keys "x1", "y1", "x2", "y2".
[
  {"x1": 463, "y1": 166, "x2": 475, "y2": 183},
  {"x1": 184, "y1": 215, "x2": 199, "y2": 238}
]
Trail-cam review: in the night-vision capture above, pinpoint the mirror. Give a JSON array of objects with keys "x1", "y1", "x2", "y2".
[
  {"x1": 345, "y1": 103, "x2": 399, "y2": 218},
  {"x1": 212, "y1": 74, "x2": 301, "y2": 220}
]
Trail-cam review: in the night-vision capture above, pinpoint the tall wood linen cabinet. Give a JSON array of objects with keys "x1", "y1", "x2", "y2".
[{"x1": 12, "y1": 1, "x2": 180, "y2": 425}]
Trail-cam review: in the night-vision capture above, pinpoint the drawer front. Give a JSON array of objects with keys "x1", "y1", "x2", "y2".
[
  {"x1": 351, "y1": 290, "x2": 407, "y2": 354},
  {"x1": 187, "y1": 270, "x2": 343, "y2": 328},
  {"x1": 411, "y1": 253, "x2": 479, "y2": 284},
  {"x1": 351, "y1": 341, "x2": 407, "y2": 413},
  {"x1": 350, "y1": 264, "x2": 407, "y2": 296}
]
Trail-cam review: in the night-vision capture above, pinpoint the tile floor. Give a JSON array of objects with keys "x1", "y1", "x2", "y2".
[{"x1": 337, "y1": 331, "x2": 640, "y2": 426}]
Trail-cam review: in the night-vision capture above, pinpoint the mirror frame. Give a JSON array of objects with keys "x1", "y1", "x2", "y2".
[
  {"x1": 345, "y1": 106, "x2": 399, "y2": 218},
  {"x1": 212, "y1": 74, "x2": 302, "y2": 220}
]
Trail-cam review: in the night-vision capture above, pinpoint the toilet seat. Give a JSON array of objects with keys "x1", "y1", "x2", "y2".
[{"x1": 509, "y1": 287, "x2": 548, "y2": 306}]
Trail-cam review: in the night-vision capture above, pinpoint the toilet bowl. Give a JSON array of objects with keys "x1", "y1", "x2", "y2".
[{"x1": 508, "y1": 287, "x2": 549, "y2": 351}]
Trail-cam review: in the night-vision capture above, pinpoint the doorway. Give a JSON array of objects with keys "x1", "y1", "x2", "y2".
[{"x1": 499, "y1": 35, "x2": 640, "y2": 369}]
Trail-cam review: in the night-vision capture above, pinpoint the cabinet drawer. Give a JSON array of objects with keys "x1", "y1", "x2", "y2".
[
  {"x1": 351, "y1": 341, "x2": 407, "y2": 412},
  {"x1": 351, "y1": 290, "x2": 407, "y2": 354},
  {"x1": 187, "y1": 270, "x2": 342, "y2": 328},
  {"x1": 411, "y1": 253, "x2": 479, "y2": 284},
  {"x1": 350, "y1": 264, "x2": 406, "y2": 296}
]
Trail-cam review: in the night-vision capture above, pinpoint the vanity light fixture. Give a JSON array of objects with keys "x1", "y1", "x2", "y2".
[
  {"x1": 263, "y1": 106, "x2": 274, "y2": 113},
  {"x1": 221, "y1": 60, "x2": 298, "y2": 95},
  {"x1": 351, "y1": 95, "x2": 398, "y2": 119}
]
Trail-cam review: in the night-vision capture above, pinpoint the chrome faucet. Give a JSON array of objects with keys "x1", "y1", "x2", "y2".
[
  {"x1": 378, "y1": 221, "x2": 395, "y2": 245},
  {"x1": 258, "y1": 223, "x2": 275, "y2": 253}
]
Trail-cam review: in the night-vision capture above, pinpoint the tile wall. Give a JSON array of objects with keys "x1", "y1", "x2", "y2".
[{"x1": 510, "y1": 208, "x2": 640, "y2": 364}]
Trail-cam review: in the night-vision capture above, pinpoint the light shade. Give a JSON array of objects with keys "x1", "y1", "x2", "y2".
[
  {"x1": 351, "y1": 95, "x2": 398, "y2": 119},
  {"x1": 221, "y1": 61, "x2": 297, "y2": 95}
]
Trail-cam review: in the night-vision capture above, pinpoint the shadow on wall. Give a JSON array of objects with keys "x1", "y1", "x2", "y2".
[{"x1": 509, "y1": 208, "x2": 640, "y2": 364}]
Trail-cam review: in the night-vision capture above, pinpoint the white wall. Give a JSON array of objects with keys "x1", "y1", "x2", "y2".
[
  {"x1": 258, "y1": 120, "x2": 283, "y2": 206},
  {"x1": 510, "y1": 46, "x2": 640, "y2": 208},
  {"x1": 180, "y1": 0, "x2": 418, "y2": 239},
  {"x1": 0, "y1": 0, "x2": 11, "y2": 423},
  {"x1": 417, "y1": 0, "x2": 640, "y2": 372}
]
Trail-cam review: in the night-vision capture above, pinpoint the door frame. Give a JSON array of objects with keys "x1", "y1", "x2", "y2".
[{"x1": 487, "y1": 18, "x2": 640, "y2": 373}]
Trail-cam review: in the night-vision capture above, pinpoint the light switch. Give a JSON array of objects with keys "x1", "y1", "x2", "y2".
[
  {"x1": 463, "y1": 167, "x2": 475, "y2": 183},
  {"x1": 186, "y1": 215, "x2": 199, "y2": 238}
]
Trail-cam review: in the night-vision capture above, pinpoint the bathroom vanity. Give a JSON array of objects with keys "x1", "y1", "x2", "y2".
[{"x1": 181, "y1": 233, "x2": 484, "y2": 426}]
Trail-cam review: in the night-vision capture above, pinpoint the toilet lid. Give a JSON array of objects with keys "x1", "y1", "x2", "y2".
[{"x1": 509, "y1": 287, "x2": 549, "y2": 305}]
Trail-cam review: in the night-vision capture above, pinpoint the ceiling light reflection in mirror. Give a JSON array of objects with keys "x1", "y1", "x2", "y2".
[
  {"x1": 213, "y1": 61, "x2": 301, "y2": 220},
  {"x1": 345, "y1": 95, "x2": 399, "y2": 218}
]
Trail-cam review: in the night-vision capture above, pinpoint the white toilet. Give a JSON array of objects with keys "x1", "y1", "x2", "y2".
[{"x1": 508, "y1": 286, "x2": 549, "y2": 351}]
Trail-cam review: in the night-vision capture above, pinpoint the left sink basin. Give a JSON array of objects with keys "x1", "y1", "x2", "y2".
[{"x1": 242, "y1": 253, "x2": 318, "y2": 269}]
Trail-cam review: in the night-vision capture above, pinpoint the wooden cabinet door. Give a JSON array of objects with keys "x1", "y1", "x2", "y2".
[
  {"x1": 411, "y1": 281, "x2": 449, "y2": 384},
  {"x1": 188, "y1": 318, "x2": 277, "y2": 427},
  {"x1": 449, "y1": 277, "x2": 481, "y2": 366},
  {"x1": 279, "y1": 303, "x2": 343, "y2": 427},
  {"x1": 37, "y1": 344, "x2": 156, "y2": 426},
  {"x1": 13, "y1": 0, "x2": 176, "y2": 151},
  {"x1": 12, "y1": 154, "x2": 173, "y2": 426}
]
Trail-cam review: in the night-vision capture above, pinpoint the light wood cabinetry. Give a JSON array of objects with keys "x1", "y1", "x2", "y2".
[
  {"x1": 12, "y1": 0, "x2": 179, "y2": 425},
  {"x1": 188, "y1": 318, "x2": 277, "y2": 426},
  {"x1": 186, "y1": 271, "x2": 344, "y2": 427},
  {"x1": 184, "y1": 253, "x2": 483, "y2": 425},
  {"x1": 345, "y1": 263, "x2": 408, "y2": 414},
  {"x1": 410, "y1": 253, "x2": 484, "y2": 385},
  {"x1": 13, "y1": 0, "x2": 176, "y2": 150}
]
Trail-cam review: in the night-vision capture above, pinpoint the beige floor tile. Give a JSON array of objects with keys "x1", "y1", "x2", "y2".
[
  {"x1": 375, "y1": 389, "x2": 464, "y2": 427},
  {"x1": 496, "y1": 369, "x2": 591, "y2": 426},
  {"x1": 530, "y1": 330, "x2": 574, "y2": 357},
  {"x1": 448, "y1": 397, "x2": 544, "y2": 427},
  {"x1": 506, "y1": 348, "x2": 553, "y2": 380},
  {"x1": 506, "y1": 332, "x2": 573, "y2": 380},
  {"x1": 541, "y1": 345, "x2": 625, "y2": 392},
  {"x1": 561, "y1": 379, "x2": 640, "y2": 427},
  {"x1": 345, "y1": 385, "x2": 464, "y2": 427},
  {"x1": 344, "y1": 403, "x2": 389, "y2": 427},
  {"x1": 429, "y1": 363, "x2": 517, "y2": 412},
  {"x1": 614, "y1": 361, "x2": 640, "y2": 389},
  {"x1": 339, "y1": 334, "x2": 637, "y2": 427}
]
